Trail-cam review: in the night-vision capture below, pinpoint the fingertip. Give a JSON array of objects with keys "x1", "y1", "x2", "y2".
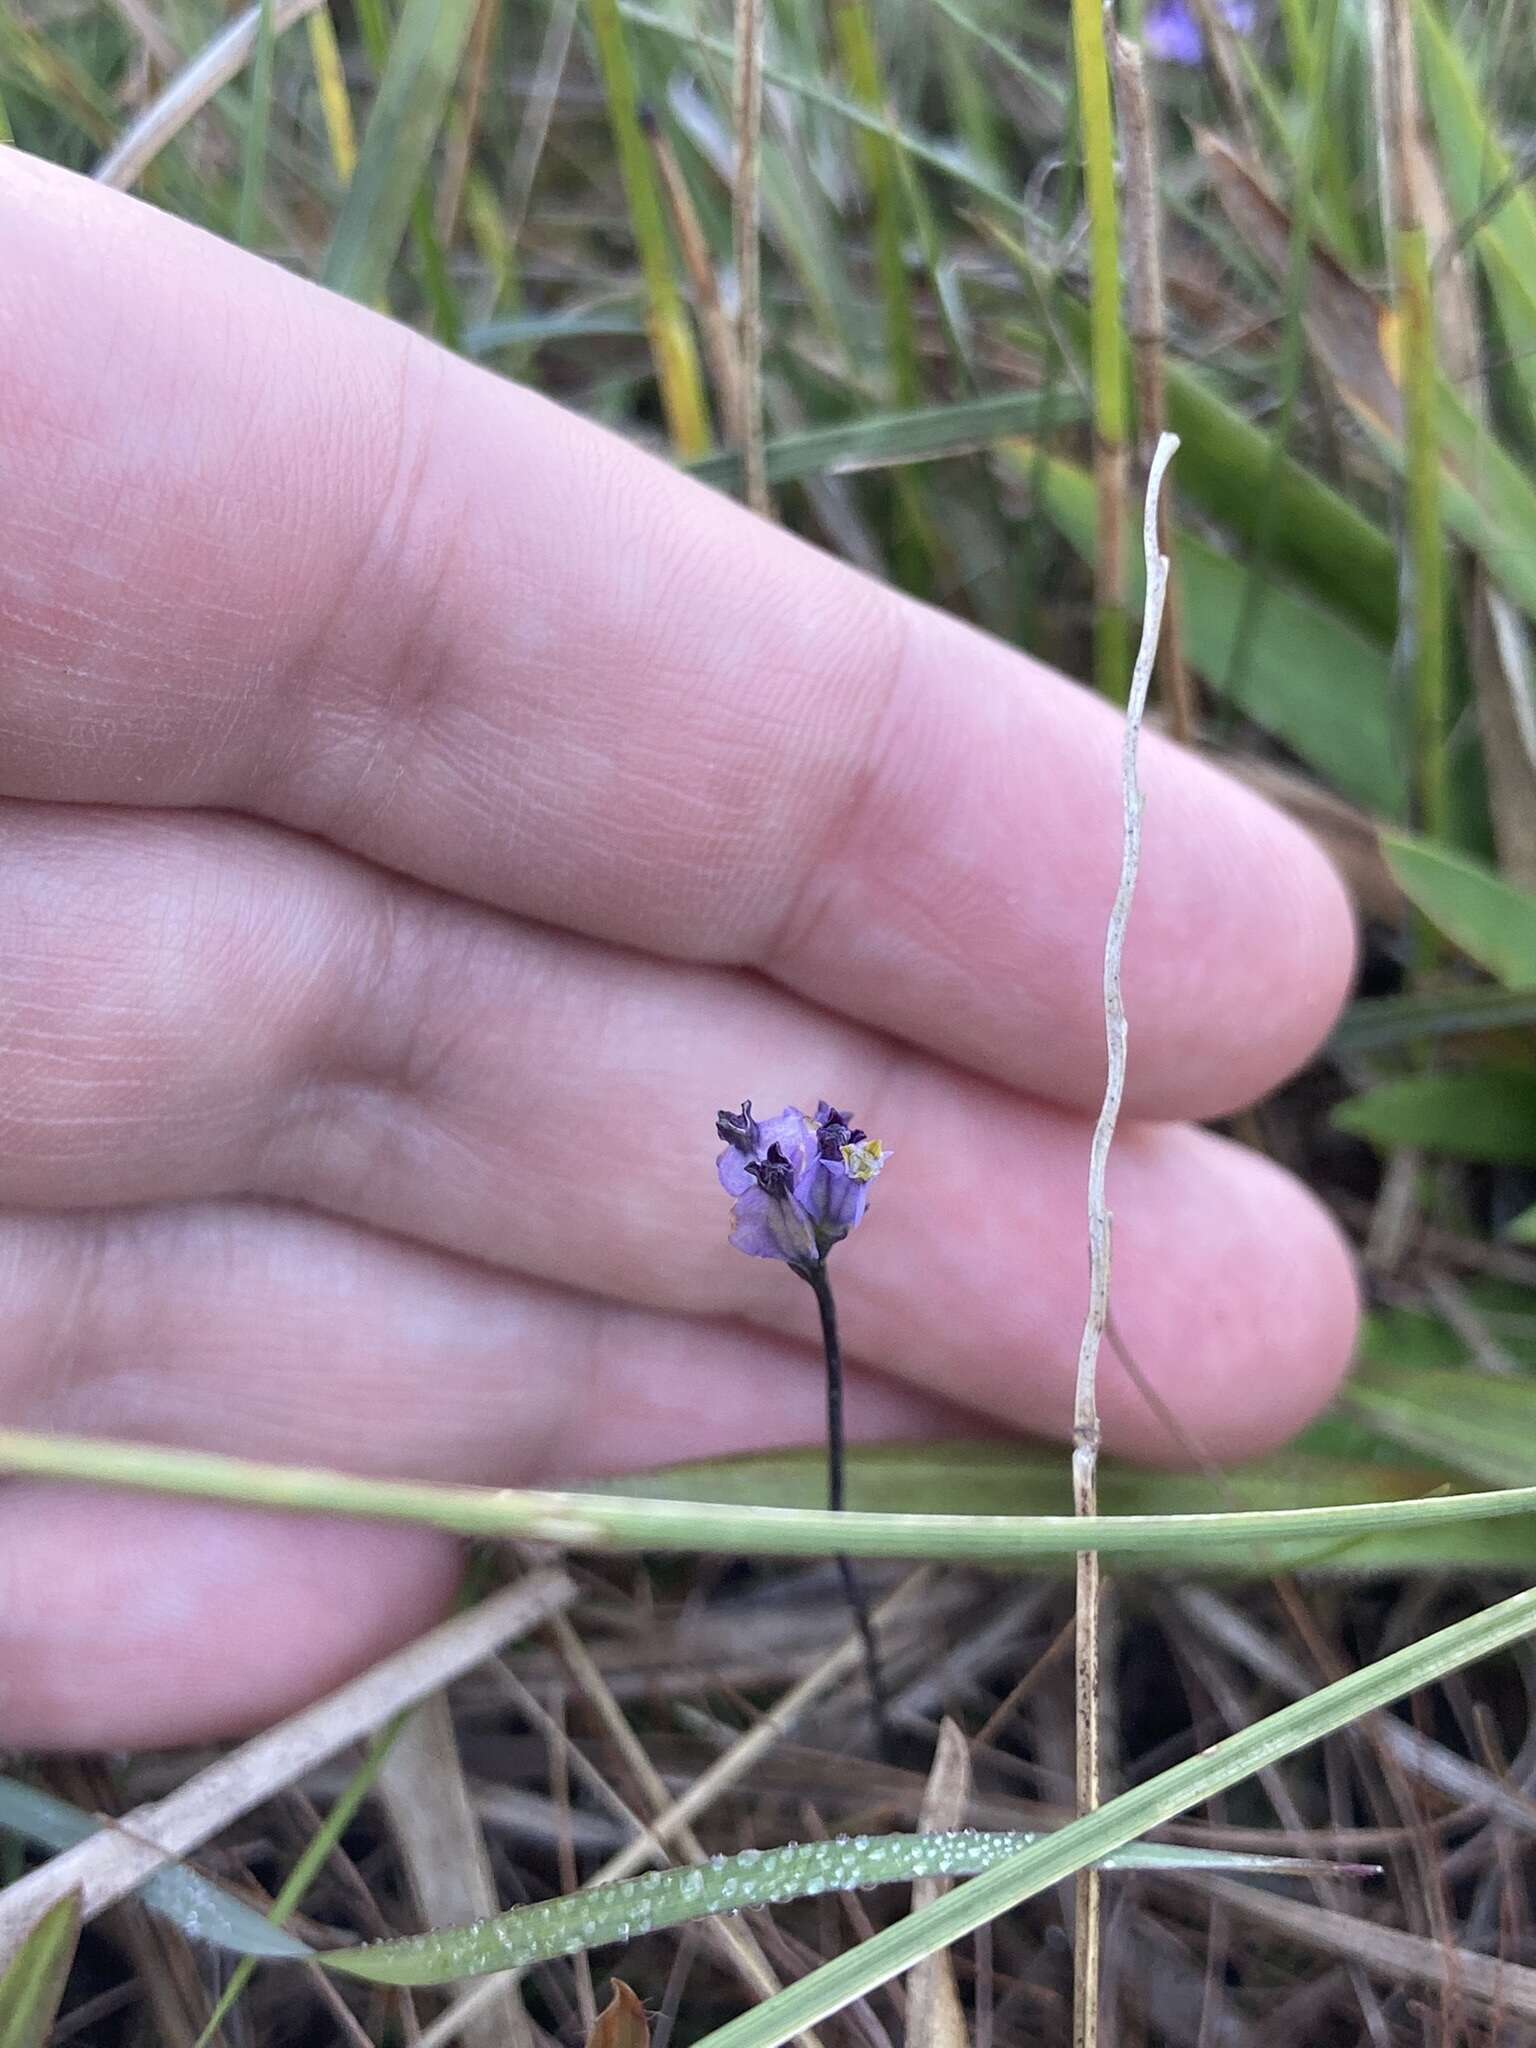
[
  {"x1": 1101, "y1": 1125, "x2": 1361, "y2": 1464},
  {"x1": 1124, "y1": 736, "x2": 1359, "y2": 1119}
]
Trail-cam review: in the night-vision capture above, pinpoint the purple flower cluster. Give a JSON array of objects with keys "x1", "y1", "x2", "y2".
[
  {"x1": 716, "y1": 1100, "x2": 887, "y2": 1268},
  {"x1": 1144, "y1": 0, "x2": 1254, "y2": 64}
]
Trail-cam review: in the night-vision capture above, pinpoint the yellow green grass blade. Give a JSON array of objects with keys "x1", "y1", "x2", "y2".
[
  {"x1": 4, "y1": 1426, "x2": 1536, "y2": 1570},
  {"x1": 586, "y1": 0, "x2": 710, "y2": 457},
  {"x1": 607, "y1": 1438, "x2": 1536, "y2": 1571},
  {"x1": 0, "y1": 1896, "x2": 78, "y2": 2048},
  {"x1": 1067, "y1": 0, "x2": 1129, "y2": 698}
]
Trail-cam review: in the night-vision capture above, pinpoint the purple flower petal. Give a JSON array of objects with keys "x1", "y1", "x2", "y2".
[{"x1": 727, "y1": 1182, "x2": 820, "y2": 1263}]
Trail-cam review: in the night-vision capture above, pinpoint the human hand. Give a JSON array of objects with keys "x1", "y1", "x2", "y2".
[{"x1": 0, "y1": 155, "x2": 1356, "y2": 1748}]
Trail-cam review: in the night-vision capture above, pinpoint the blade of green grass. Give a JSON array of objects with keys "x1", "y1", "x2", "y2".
[
  {"x1": 1382, "y1": 833, "x2": 1536, "y2": 983},
  {"x1": 1013, "y1": 445, "x2": 1405, "y2": 812},
  {"x1": 192, "y1": 1715, "x2": 407, "y2": 2045},
  {"x1": 235, "y1": 0, "x2": 276, "y2": 248},
  {"x1": 597, "y1": 1438, "x2": 1536, "y2": 1570},
  {"x1": 4, "y1": 1426, "x2": 1536, "y2": 1568},
  {"x1": 618, "y1": 3, "x2": 1039, "y2": 231},
  {"x1": 323, "y1": 0, "x2": 480, "y2": 310},
  {"x1": 688, "y1": 391, "x2": 1087, "y2": 490},
  {"x1": 1334, "y1": 1070, "x2": 1536, "y2": 1163},
  {"x1": 1220, "y1": 0, "x2": 1346, "y2": 705},
  {"x1": 1413, "y1": 0, "x2": 1536, "y2": 442},
  {"x1": 0, "y1": 1895, "x2": 79, "y2": 2048},
  {"x1": 830, "y1": 0, "x2": 921, "y2": 409},
  {"x1": 611, "y1": 1439, "x2": 1441, "y2": 1515},
  {"x1": 346, "y1": 0, "x2": 464, "y2": 344},
  {"x1": 1349, "y1": 1361, "x2": 1536, "y2": 1488},
  {"x1": 322, "y1": 1830, "x2": 1370, "y2": 1986},
  {"x1": 1333, "y1": 983, "x2": 1536, "y2": 1053},
  {"x1": 1430, "y1": 379, "x2": 1536, "y2": 620},
  {"x1": 982, "y1": 221, "x2": 1398, "y2": 641},
  {"x1": 685, "y1": 1581, "x2": 1536, "y2": 2048}
]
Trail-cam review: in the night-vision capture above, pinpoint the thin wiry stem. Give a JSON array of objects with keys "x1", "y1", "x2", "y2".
[
  {"x1": 802, "y1": 1260, "x2": 894, "y2": 1754},
  {"x1": 1071, "y1": 431, "x2": 1177, "y2": 2048}
]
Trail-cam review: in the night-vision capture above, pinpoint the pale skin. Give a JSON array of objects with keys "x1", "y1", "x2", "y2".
[{"x1": 0, "y1": 154, "x2": 1359, "y2": 1749}]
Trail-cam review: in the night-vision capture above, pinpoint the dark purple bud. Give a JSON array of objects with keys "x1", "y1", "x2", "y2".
[
  {"x1": 716, "y1": 1100, "x2": 760, "y2": 1154},
  {"x1": 747, "y1": 1142, "x2": 797, "y2": 1199},
  {"x1": 815, "y1": 1103, "x2": 862, "y2": 1160}
]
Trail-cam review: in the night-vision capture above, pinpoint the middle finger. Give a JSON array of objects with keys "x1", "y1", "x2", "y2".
[{"x1": 0, "y1": 801, "x2": 1357, "y2": 1460}]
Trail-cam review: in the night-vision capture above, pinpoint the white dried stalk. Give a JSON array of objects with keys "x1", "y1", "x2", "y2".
[{"x1": 1072, "y1": 431, "x2": 1178, "y2": 2048}]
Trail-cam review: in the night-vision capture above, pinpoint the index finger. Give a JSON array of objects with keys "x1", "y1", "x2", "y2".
[{"x1": 0, "y1": 153, "x2": 1353, "y2": 1119}]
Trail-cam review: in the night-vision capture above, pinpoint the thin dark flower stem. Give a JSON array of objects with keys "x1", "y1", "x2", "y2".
[{"x1": 801, "y1": 1258, "x2": 894, "y2": 1753}]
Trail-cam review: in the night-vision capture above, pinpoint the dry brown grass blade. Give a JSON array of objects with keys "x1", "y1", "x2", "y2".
[
  {"x1": 542, "y1": 1608, "x2": 814, "y2": 2039},
  {"x1": 435, "y1": 0, "x2": 499, "y2": 244},
  {"x1": 906, "y1": 1719, "x2": 973, "y2": 2048},
  {"x1": 1195, "y1": 130, "x2": 1403, "y2": 435},
  {"x1": 379, "y1": 1690, "x2": 530, "y2": 2048},
  {"x1": 0, "y1": 1566, "x2": 574, "y2": 1957},
  {"x1": 416, "y1": 1572, "x2": 934, "y2": 2048},
  {"x1": 645, "y1": 114, "x2": 744, "y2": 445},
  {"x1": 587, "y1": 1979, "x2": 650, "y2": 2048},
  {"x1": 1201, "y1": 1876, "x2": 1536, "y2": 2020}
]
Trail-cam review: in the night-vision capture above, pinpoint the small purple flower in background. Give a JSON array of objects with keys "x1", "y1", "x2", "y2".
[
  {"x1": 1144, "y1": 0, "x2": 1254, "y2": 64},
  {"x1": 716, "y1": 1099, "x2": 888, "y2": 1269}
]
